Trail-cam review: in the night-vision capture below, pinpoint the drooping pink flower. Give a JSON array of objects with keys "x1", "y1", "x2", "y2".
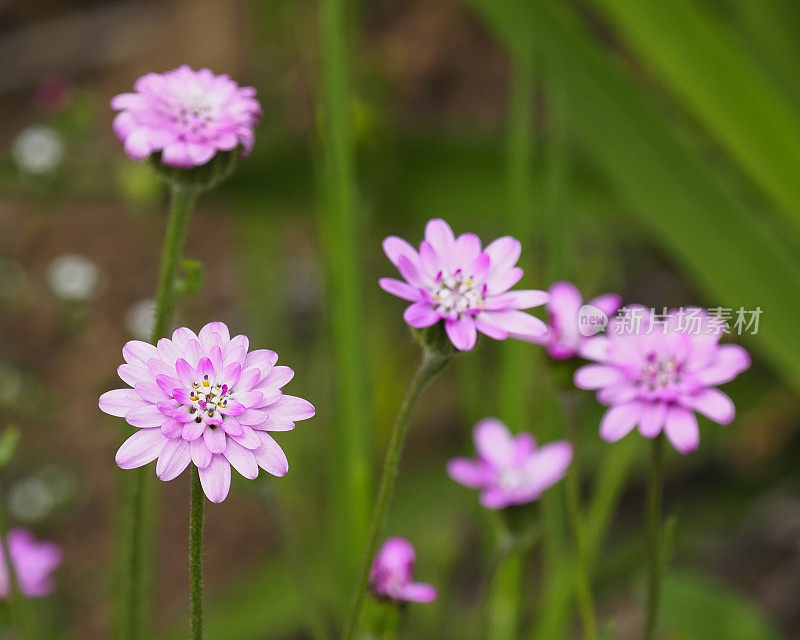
[
  {"x1": 99, "y1": 322, "x2": 314, "y2": 503},
  {"x1": 379, "y1": 219, "x2": 549, "y2": 351},
  {"x1": 0, "y1": 528, "x2": 62, "y2": 599},
  {"x1": 530, "y1": 281, "x2": 621, "y2": 360},
  {"x1": 110, "y1": 65, "x2": 261, "y2": 168},
  {"x1": 447, "y1": 418, "x2": 572, "y2": 509},
  {"x1": 370, "y1": 537, "x2": 437, "y2": 604},
  {"x1": 574, "y1": 306, "x2": 750, "y2": 454}
]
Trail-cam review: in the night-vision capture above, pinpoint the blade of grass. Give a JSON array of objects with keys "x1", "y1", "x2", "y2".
[
  {"x1": 466, "y1": 0, "x2": 800, "y2": 395},
  {"x1": 589, "y1": 0, "x2": 800, "y2": 241},
  {"x1": 318, "y1": 0, "x2": 372, "y2": 594}
]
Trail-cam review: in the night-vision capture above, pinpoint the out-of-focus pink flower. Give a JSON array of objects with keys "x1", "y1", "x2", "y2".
[
  {"x1": 0, "y1": 528, "x2": 61, "y2": 598},
  {"x1": 110, "y1": 65, "x2": 261, "y2": 168},
  {"x1": 99, "y1": 322, "x2": 314, "y2": 502},
  {"x1": 574, "y1": 306, "x2": 750, "y2": 454},
  {"x1": 447, "y1": 418, "x2": 572, "y2": 509},
  {"x1": 530, "y1": 281, "x2": 621, "y2": 360},
  {"x1": 379, "y1": 219, "x2": 549, "y2": 351},
  {"x1": 34, "y1": 76, "x2": 71, "y2": 114},
  {"x1": 370, "y1": 537, "x2": 437, "y2": 604}
]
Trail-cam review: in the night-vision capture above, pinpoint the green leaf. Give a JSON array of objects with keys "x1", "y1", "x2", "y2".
[
  {"x1": 0, "y1": 427, "x2": 20, "y2": 469},
  {"x1": 465, "y1": 0, "x2": 800, "y2": 395},
  {"x1": 661, "y1": 570, "x2": 785, "y2": 640},
  {"x1": 589, "y1": 0, "x2": 800, "y2": 240}
]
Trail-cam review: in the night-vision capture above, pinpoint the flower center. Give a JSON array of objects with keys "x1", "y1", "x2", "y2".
[
  {"x1": 497, "y1": 468, "x2": 527, "y2": 492},
  {"x1": 170, "y1": 94, "x2": 218, "y2": 132},
  {"x1": 431, "y1": 269, "x2": 486, "y2": 318},
  {"x1": 641, "y1": 354, "x2": 682, "y2": 391},
  {"x1": 186, "y1": 375, "x2": 230, "y2": 426}
]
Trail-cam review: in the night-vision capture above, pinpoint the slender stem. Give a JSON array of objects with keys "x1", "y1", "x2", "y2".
[
  {"x1": 487, "y1": 544, "x2": 525, "y2": 640},
  {"x1": 644, "y1": 435, "x2": 665, "y2": 640},
  {"x1": 561, "y1": 393, "x2": 597, "y2": 640},
  {"x1": 189, "y1": 466, "x2": 204, "y2": 640},
  {"x1": 318, "y1": 0, "x2": 372, "y2": 587},
  {"x1": 340, "y1": 349, "x2": 452, "y2": 640},
  {"x1": 0, "y1": 503, "x2": 37, "y2": 640},
  {"x1": 119, "y1": 183, "x2": 196, "y2": 640}
]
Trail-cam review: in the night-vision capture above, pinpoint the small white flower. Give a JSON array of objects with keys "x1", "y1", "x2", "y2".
[
  {"x1": 46, "y1": 254, "x2": 101, "y2": 302},
  {"x1": 12, "y1": 125, "x2": 65, "y2": 174},
  {"x1": 125, "y1": 298, "x2": 156, "y2": 340}
]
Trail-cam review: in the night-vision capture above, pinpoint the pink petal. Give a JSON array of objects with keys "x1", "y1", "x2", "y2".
[
  {"x1": 454, "y1": 233, "x2": 482, "y2": 267},
  {"x1": 161, "y1": 418, "x2": 184, "y2": 438},
  {"x1": 445, "y1": 316, "x2": 478, "y2": 351},
  {"x1": 664, "y1": 405, "x2": 700, "y2": 454},
  {"x1": 383, "y1": 236, "x2": 420, "y2": 269},
  {"x1": 199, "y1": 321, "x2": 231, "y2": 349},
  {"x1": 224, "y1": 440, "x2": 259, "y2": 479},
  {"x1": 398, "y1": 582, "x2": 438, "y2": 603},
  {"x1": 424, "y1": 219, "x2": 455, "y2": 256},
  {"x1": 473, "y1": 418, "x2": 514, "y2": 466},
  {"x1": 116, "y1": 430, "x2": 167, "y2": 469},
  {"x1": 182, "y1": 420, "x2": 205, "y2": 441},
  {"x1": 683, "y1": 388, "x2": 735, "y2": 425},
  {"x1": 599, "y1": 403, "x2": 640, "y2": 442},
  {"x1": 198, "y1": 455, "x2": 232, "y2": 503},
  {"x1": 254, "y1": 418, "x2": 295, "y2": 432},
  {"x1": 574, "y1": 365, "x2": 624, "y2": 390},
  {"x1": 588, "y1": 293, "x2": 622, "y2": 317},
  {"x1": 695, "y1": 345, "x2": 751, "y2": 386},
  {"x1": 638, "y1": 402, "x2": 667, "y2": 437},
  {"x1": 117, "y1": 364, "x2": 150, "y2": 387},
  {"x1": 447, "y1": 458, "x2": 491, "y2": 489},
  {"x1": 253, "y1": 432, "x2": 288, "y2": 476},
  {"x1": 203, "y1": 427, "x2": 227, "y2": 454},
  {"x1": 485, "y1": 309, "x2": 547, "y2": 340},
  {"x1": 379, "y1": 277, "x2": 419, "y2": 301},
  {"x1": 123, "y1": 340, "x2": 158, "y2": 366},
  {"x1": 260, "y1": 366, "x2": 294, "y2": 390},
  {"x1": 474, "y1": 313, "x2": 509, "y2": 340},
  {"x1": 484, "y1": 236, "x2": 521, "y2": 278},
  {"x1": 509, "y1": 289, "x2": 550, "y2": 309},
  {"x1": 134, "y1": 381, "x2": 169, "y2": 404},
  {"x1": 404, "y1": 302, "x2": 440, "y2": 328},
  {"x1": 99, "y1": 389, "x2": 146, "y2": 418},
  {"x1": 486, "y1": 267, "x2": 523, "y2": 295},
  {"x1": 238, "y1": 409, "x2": 269, "y2": 426},
  {"x1": 419, "y1": 241, "x2": 440, "y2": 276},
  {"x1": 244, "y1": 349, "x2": 278, "y2": 373},
  {"x1": 191, "y1": 438, "x2": 212, "y2": 468},
  {"x1": 156, "y1": 439, "x2": 191, "y2": 481},
  {"x1": 125, "y1": 404, "x2": 167, "y2": 428},
  {"x1": 266, "y1": 395, "x2": 315, "y2": 421},
  {"x1": 528, "y1": 441, "x2": 573, "y2": 494}
]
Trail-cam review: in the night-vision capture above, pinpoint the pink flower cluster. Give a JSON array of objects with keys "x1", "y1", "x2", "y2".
[
  {"x1": 369, "y1": 537, "x2": 437, "y2": 604},
  {"x1": 100, "y1": 322, "x2": 314, "y2": 502},
  {"x1": 111, "y1": 65, "x2": 261, "y2": 168},
  {"x1": 380, "y1": 219, "x2": 549, "y2": 351},
  {"x1": 448, "y1": 419, "x2": 572, "y2": 509},
  {"x1": 574, "y1": 307, "x2": 750, "y2": 453},
  {"x1": 0, "y1": 528, "x2": 61, "y2": 599}
]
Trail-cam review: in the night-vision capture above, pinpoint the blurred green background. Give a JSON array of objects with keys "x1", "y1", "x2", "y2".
[{"x1": 0, "y1": 0, "x2": 799, "y2": 639}]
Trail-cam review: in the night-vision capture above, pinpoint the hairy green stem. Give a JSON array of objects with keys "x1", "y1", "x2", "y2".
[
  {"x1": 119, "y1": 183, "x2": 196, "y2": 640},
  {"x1": 189, "y1": 466, "x2": 204, "y2": 640},
  {"x1": 487, "y1": 545, "x2": 525, "y2": 640},
  {"x1": 340, "y1": 349, "x2": 452, "y2": 640},
  {"x1": 644, "y1": 434, "x2": 664, "y2": 640}
]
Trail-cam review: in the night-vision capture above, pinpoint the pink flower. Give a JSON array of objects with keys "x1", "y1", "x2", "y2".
[
  {"x1": 379, "y1": 219, "x2": 549, "y2": 351},
  {"x1": 99, "y1": 322, "x2": 314, "y2": 503},
  {"x1": 574, "y1": 306, "x2": 750, "y2": 454},
  {"x1": 111, "y1": 65, "x2": 261, "y2": 168},
  {"x1": 447, "y1": 418, "x2": 573, "y2": 509},
  {"x1": 531, "y1": 281, "x2": 621, "y2": 360},
  {"x1": 0, "y1": 528, "x2": 62, "y2": 598},
  {"x1": 370, "y1": 537, "x2": 437, "y2": 604}
]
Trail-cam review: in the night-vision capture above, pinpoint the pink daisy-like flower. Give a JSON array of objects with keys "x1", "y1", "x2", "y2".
[
  {"x1": 99, "y1": 322, "x2": 314, "y2": 503},
  {"x1": 0, "y1": 528, "x2": 62, "y2": 599},
  {"x1": 111, "y1": 65, "x2": 261, "y2": 168},
  {"x1": 530, "y1": 281, "x2": 621, "y2": 360},
  {"x1": 370, "y1": 537, "x2": 437, "y2": 604},
  {"x1": 574, "y1": 306, "x2": 750, "y2": 454},
  {"x1": 379, "y1": 219, "x2": 549, "y2": 351},
  {"x1": 447, "y1": 418, "x2": 572, "y2": 510}
]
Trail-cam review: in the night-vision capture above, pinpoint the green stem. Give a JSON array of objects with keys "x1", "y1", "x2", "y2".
[
  {"x1": 561, "y1": 394, "x2": 597, "y2": 640},
  {"x1": 119, "y1": 183, "x2": 196, "y2": 640},
  {"x1": 644, "y1": 434, "x2": 664, "y2": 640},
  {"x1": 339, "y1": 349, "x2": 452, "y2": 640},
  {"x1": 487, "y1": 545, "x2": 525, "y2": 640},
  {"x1": 189, "y1": 466, "x2": 204, "y2": 640},
  {"x1": 318, "y1": 0, "x2": 372, "y2": 588},
  {"x1": 0, "y1": 503, "x2": 37, "y2": 640}
]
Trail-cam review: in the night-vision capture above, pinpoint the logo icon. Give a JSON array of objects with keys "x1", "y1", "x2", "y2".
[{"x1": 578, "y1": 304, "x2": 609, "y2": 337}]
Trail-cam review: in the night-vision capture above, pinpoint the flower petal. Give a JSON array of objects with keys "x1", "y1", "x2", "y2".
[
  {"x1": 116, "y1": 430, "x2": 167, "y2": 469},
  {"x1": 198, "y1": 455, "x2": 232, "y2": 503},
  {"x1": 224, "y1": 440, "x2": 259, "y2": 480},
  {"x1": 599, "y1": 403, "x2": 640, "y2": 442},
  {"x1": 445, "y1": 316, "x2": 478, "y2": 351},
  {"x1": 253, "y1": 432, "x2": 288, "y2": 476},
  {"x1": 664, "y1": 405, "x2": 700, "y2": 454},
  {"x1": 404, "y1": 302, "x2": 440, "y2": 328},
  {"x1": 99, "y1": 389, "x2": 146, "y2": 417},
  {"x1": 156, "y1": 439, "x2": 191, "y2": 481},
  {"x1": 683, "y1": 388, "x2": 735, "y2": 425}
]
